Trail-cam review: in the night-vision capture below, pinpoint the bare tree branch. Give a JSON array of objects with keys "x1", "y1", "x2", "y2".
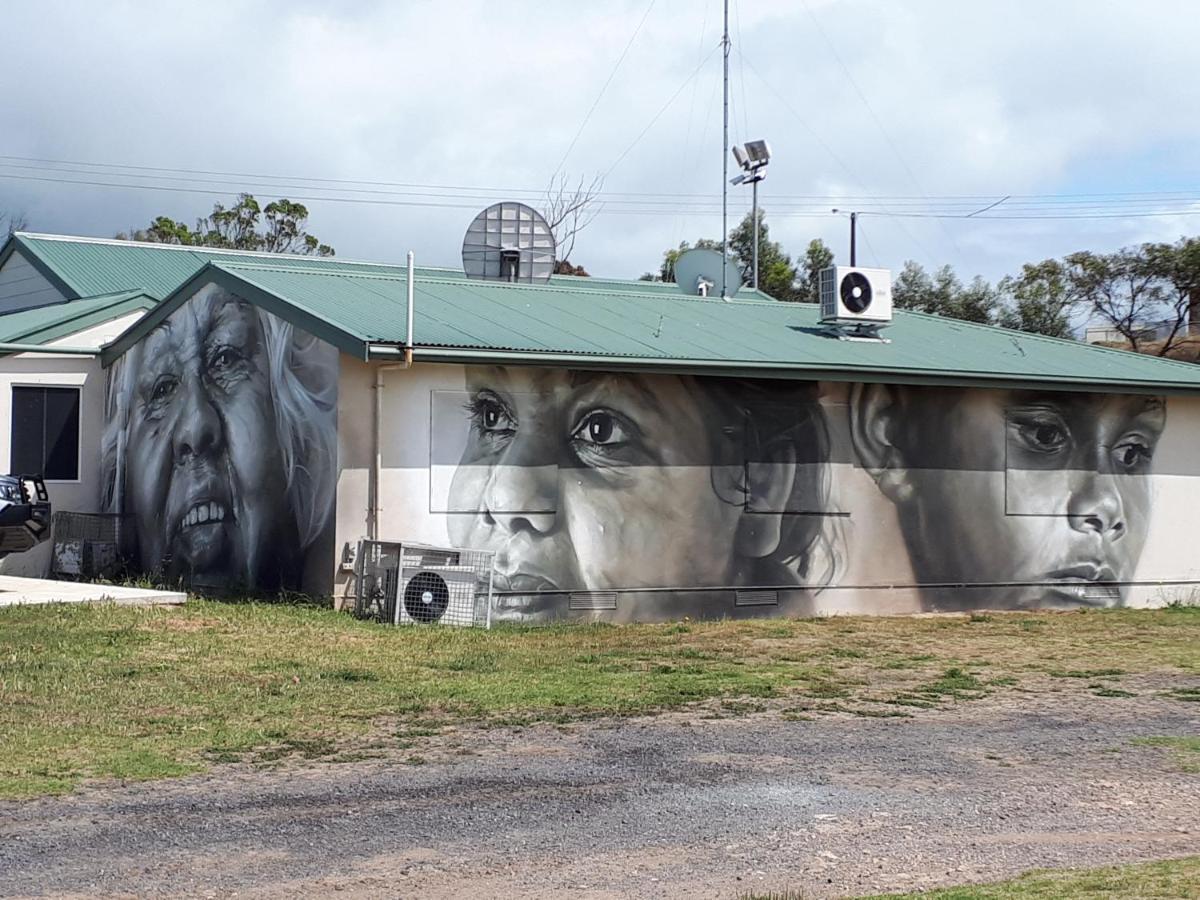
[
  {"x1": 541, "y1": 172, "x2": 603, "y2": 267},
  {"x1": 1, "y1": 208, "x2": 28, "y2": 237}
]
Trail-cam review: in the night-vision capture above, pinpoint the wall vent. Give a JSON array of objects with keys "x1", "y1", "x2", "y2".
[
  {"x1": 569, "y1": 591, "x2": 618, "y2": 610},
  {"x1": 1082, "y1": 583, "x2": 1121, "y2": 605},
  {"x1": 735, "y1": 589, "x2": 779, "y2": 607}
]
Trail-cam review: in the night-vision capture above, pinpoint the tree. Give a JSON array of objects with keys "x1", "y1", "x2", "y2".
[
  {"x1": 1178, "y1": 237, "x2": 1200, "y2": 335},
  {"x1": 117, "y1": 193, "x2": 334, "y2": 256},
  {"x1": 997, "y1": 259, "x2": 1080, "y2": 339},
  {"x1": 893, "y1": 261, "x2": 954, "y2": 315},
  {"x1": 541, "y1": 173, "x2": 602, "y2": 275},
  {"x1": 1064, "y1": 246, "x2": 1190, "y2": 356},
  {"x1": 795, "y1": 239, "x2": 835, "y2": 304},
  {"x1": 648, "y1": 238, "x2": 722, "y2": 284},
  {"x1": 727, "y1": 211, "x2": 800, "y2": 300},
  {"x1": 643, "y1": 214, "x2": 830, "y2": 302},
  {"x1": 893, "y1": 261, "x2": 1000, "y2": 325},
  {"x1": 1, "y1": 207, "x2": 28, "y2": 238}
]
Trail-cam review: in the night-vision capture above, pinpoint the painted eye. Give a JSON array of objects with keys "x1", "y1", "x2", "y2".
[
  {"x1": 150, "y1": 376, "x2": 177, "y2": 404},
  {"x1": 1017, "y1": 419, "x2": 1067, "y2": 452},
  {"x1": 480, "y1": 401, "x2": 508, "y2": 430},
  {"x1": 469, "y1": 395, "x2": 514, "y2": 434},
  {"x1": 210, "y1": 346, "x2": 242, "y2": 371},
  {"x1": 574, "y1": 411, "x2": 626, "y2": 446},
  {"x1": 1115, "y1": 441, "x2": 1152, "y2": 469}
]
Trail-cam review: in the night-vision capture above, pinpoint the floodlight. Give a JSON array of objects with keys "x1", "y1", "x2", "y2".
[
  {"x1": 730, "y1": 139, "x2": 773, "y2": 291},
  {"x1": 744, "y1": 139, "x2": 771, "y2": 166}
]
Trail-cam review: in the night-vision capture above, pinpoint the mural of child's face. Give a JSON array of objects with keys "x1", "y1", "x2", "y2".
[
  {"x1": 872, "y1": 389, "x2": 1165, "y2": 609},
  {"x1": 446, "y1": 367, "x2": 767, "y2": 619},
  {"x1": 123, "y1": 288, "x2": 291, "y2": 587}
]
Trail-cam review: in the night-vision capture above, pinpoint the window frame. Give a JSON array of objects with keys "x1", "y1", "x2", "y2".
[{"x1": 10, "y1": 383, "x2": 83, "y2": 484}]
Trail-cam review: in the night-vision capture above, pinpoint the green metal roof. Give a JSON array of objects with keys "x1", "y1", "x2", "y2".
[
  {"x1": 3, "y1": 232, "x2": 463, "y2": 300},
  {"x1": 103, "y1": 260, "x2": 1200, "y2": 395},
  {"x1": 5, "y1": 232, "x2": 774, "y2": 303},
  {"x1": 0, "y1": 290, "x2": 154, "y2": 346}
]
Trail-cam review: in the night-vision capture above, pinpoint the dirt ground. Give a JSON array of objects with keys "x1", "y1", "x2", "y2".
[{"x1": 1, "y1": 678, "x2": 1197, "y2": 899}]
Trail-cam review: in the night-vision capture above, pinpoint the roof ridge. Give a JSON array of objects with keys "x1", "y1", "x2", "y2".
[
  {"x1": 14, "y1": 232, "x2": 462, "y2": 273},
  {"x1": 215, "y1": 260, "x2": 798, "y2": 305}
]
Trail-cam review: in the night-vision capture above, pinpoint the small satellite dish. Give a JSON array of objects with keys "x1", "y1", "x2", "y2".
[
  {"x1": 673, "y1": 248, "x2": 741, "y2": 299},
  {"x1": 462, "y1": 201, "x2": 556, "y2": 284}
]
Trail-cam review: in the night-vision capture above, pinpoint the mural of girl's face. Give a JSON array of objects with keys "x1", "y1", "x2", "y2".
[
  {"x1": 853, "y1": 386, "x2": 1165, "y2": 610},
  {"x1": 123, "y1": 288, "x2": 293, "y2": 587},
  {"x1": 445, "y1": 367, "x2": 797, "y2": 620}
]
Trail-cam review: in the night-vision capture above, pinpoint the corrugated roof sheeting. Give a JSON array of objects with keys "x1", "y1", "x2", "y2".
[
  {"x1": 14, "y1": 233, "x2": 776, "y2": 303},
  {"x1": 211, "y1": 262, "x2": 1200, "y2": 392},
  {"x1": 0, "y1": 290, "x2": 154, "y2": 345},
  {"x1": 16, "y1": 233, "x2": 1200, "y2": 393},
  {"x1": 12, "y1": 234, "x2": 457, "y2": 300}
]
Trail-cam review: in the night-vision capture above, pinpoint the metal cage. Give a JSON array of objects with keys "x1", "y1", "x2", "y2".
[
  {"x1": 353, "y1": 541, "x2": 495, "y2": 628},
  {"x1": 51, "y1": 512, "x2": 130, "y2": 579}
]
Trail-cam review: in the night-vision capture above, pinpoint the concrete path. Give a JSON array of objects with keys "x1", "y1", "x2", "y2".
[
  {"x1": 0, "y1": 682, "x2": 1197, "y2": 898},
  {"x1": 0, "y1": 574, "x2": 184, "y2": 607}
]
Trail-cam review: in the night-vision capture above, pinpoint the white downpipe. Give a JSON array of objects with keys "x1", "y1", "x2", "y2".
[
  {"x1": 368, "y1": 251, "x2": 416, "y2": 540},
  {"x1": 406, "y1": 249, "x2": 415, "y2": 357}
]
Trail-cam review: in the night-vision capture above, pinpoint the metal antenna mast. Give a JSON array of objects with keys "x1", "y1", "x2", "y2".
[{"x1": 721, "y1": 0, "x2": 730, "y2": 300}]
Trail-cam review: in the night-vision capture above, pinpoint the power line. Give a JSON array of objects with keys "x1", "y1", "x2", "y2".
[
  {"x1": 800, "y1": 0, "x2": 963, "y2": 260},
  {"x1": 1, "y1": 153, "x2": 1197, "y2": 206},
  {"x1": 4, "y1": 168, "x2": 1196, "y2": 222},
  {"x1": 549, "y1": 0, "x2": 657, "y2": 181},
  {"x1": 602, "y1": 43, "x2": 720, "y2": 179}
]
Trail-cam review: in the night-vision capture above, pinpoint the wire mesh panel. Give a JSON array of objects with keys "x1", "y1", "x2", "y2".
[
  {"x1": 51, "y1": 512, "x2": 129, "y2": 578},
  {"x1": 354, "y1": 540, "x2": 402, "y2": 623},
  {"x1": 354, "y1": 541, "x2": 495, "y2": 628}
]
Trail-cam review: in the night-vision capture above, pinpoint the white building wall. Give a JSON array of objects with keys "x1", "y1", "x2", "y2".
[
  {"x1": 334, "y1": 358, "x2": 1200, "y2": 617},
  {"x1": 48, "y1": 310, "x2": 146, "y2": 348},
  {"x1": 0, "y1": 352, "x2": 106, "y2": 577},
  {"x1": 334, "y1": 359, "x2": 463, "y2": 607}
]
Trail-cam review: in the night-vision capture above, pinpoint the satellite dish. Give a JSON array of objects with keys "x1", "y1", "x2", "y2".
[
  {"x1": 673, "y1": 248, "x2": 741, "y2": 299},
  {"x1": 462, "y1": 201, "x2": 556, "y2": 284}
]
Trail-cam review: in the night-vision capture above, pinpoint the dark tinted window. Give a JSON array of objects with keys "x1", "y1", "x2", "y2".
[{"x1": 11, "y1": 386, "x2": 80, "y2": 480}]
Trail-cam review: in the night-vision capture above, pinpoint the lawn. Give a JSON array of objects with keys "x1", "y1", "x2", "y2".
[
  {"x1": 748, "y1": 855, "x2": 1200, "y2": 899},
  {"x1": 1, "y1": 600, "x2": 1197, "y2": 798},
  {"x1": 862, "y1": 854, "x2": 1200, "y2": 899}
]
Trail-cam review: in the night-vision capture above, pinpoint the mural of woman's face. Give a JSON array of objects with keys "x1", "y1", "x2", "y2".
[
  {"x1": 445, "y1": 367, "x2": 795, "y2": 619},
  {"x1": 123, "y1": 288, "x2": 292, "y2": 587},
  {"x1": 855, "y1": 386, "x2": 1165, "y2": 609}
]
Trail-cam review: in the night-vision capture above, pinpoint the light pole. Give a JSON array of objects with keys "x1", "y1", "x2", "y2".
[
  {"x1": 831, "y1": 208, "x2": 858, "y2": 266},
  {"x1": 732, "y1": 140, "x2": 772, "y2": 290}
]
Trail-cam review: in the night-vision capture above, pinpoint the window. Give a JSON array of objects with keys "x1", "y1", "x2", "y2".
[{"x1": 11, "y1": 386, "x2": 80, "y2": 480}]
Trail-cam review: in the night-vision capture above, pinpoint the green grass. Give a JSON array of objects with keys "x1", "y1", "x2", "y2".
[
  {"x1": 849, "y1": 855, "x2": 1200, "y2": 898},
  {"x1": 1, "y1": 601, "x2": 1198, "y2": 798},
  {"x1": 1133, "y1": 736, "x2": 1200, "y2": 773}
]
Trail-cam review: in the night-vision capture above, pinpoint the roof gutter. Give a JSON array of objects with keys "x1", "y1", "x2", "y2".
[
  {"x1": 363, "y1": 344, "x2": 1200, "y2": 396},
  {"x1": 0, "y1": 342, "x2": 97, "y2": 356}
]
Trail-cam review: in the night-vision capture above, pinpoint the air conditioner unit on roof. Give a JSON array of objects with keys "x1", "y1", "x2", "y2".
[{"x1": 819, "y1": 266, "x2": 893, "y2": 326}]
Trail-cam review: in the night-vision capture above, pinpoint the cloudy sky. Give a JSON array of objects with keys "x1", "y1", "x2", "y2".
[{"x1": 2, "y1": 0, "x2": 1198, "y2": 284}]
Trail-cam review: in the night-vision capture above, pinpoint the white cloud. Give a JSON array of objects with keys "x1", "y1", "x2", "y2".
[{"x1": 1, "y1": 0, "x2": 1197, "y2": 283}]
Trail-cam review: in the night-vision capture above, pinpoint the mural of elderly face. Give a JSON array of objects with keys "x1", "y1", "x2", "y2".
[
  {"x1": 850, "y1": 385, "x2": 1166, "y2": 610},
  {"x1": 445, "y1": 367, "x2": 830, "y2": 621},
  {"x1": 102, "y1": 285, "x2": 337, "y2": 590}
]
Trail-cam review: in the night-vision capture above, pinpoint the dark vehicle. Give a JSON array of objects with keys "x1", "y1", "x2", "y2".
[{"x1": 0, "y1": 475, "x2": 50, "y2": 558}]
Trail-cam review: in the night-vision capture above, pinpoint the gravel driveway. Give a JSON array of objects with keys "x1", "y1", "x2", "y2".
[{"x1": 1, "y1": 679, "x2": 1197, "y2": 898}]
